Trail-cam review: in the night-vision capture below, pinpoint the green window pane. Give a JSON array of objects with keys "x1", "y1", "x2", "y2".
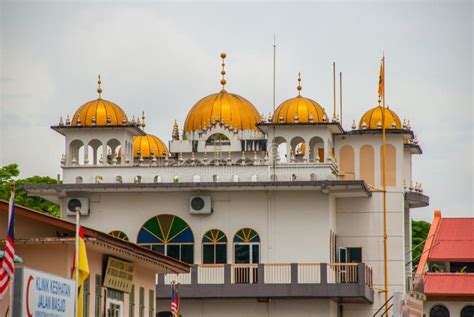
[
  {"x1": 235, "y1": 244, "x2": 250, "y2": 263},
  {"x1": 180, "y1": 244, "x2": 194, "y2": 264},
  {"x1": 167, "y1": 245, "x2": 180, "y2": 260},
  {"x1": 203, "y1": 244, "x2": 215, "y2": 264},
  {"x1": 215, "y1": 244, "x2": 227, "y2": 264}
]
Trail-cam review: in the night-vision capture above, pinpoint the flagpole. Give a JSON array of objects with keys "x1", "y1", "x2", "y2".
[
  {"x1": 8, "y1": 185, "x2": 15, "y2": 317},
  {"x1": 381, "y1": 54, "x2": 389, "y2": 313},
  {"x1": 75, "y1": 207, "x2": 80, "y2": 317}
]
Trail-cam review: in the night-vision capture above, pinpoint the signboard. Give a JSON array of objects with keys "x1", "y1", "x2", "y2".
[
  {"x1": 13, "y1": 267, "x2": 75, "y2": 317},
  {"x1": 103, "y1": 257, "x2": 135, "y2": 293},
  {"x1": 393, "y1": 292, "x2": 424, "y2": 317}
]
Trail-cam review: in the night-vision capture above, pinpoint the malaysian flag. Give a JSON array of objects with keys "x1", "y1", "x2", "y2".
[
  {"x1": 0, "y1": 190, "x2": 15, "y2": 298},
  {"x1": 170, "y1": 283, "x2": 180, "y2": 317}
]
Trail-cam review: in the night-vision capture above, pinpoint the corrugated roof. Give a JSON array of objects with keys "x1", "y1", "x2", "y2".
[
  {"x1": 429, "y1": 218, "x2": 474, "y2": 261},
  {"x1": 424, "y1": 273, "x2": 474, "y2": 296}
]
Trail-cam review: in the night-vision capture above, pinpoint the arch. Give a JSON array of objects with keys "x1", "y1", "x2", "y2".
[
  {"x1": 109, "y1": 230, "x2": 129, "y2": 241},
  {"x1": 290, "y1": 136, "x2": 306, "y2": 162},
  {"x1": 154, "y1": 175, "x2": 162, "y2": 183},
  {"x1": 271, "y1": 136, "x2": 288, "y2": 163},
  {"x1": 381, "y1": 144, "x2": 396, "y2": 187},
  {"x1": 106, "y1": 138, "x2": 121, "y2": 165},
  {"x1": 234, "y1": 228, "x2": 260, "y2": 264},
  {"x1": 75, "y1": 176, "x2": 83, "y2": 184},
  {"x1": 429, "y1": 305, "x2": 450, "y2": 317},
  {"x1": 309, "y1": 136, "x2": 324, "y2": 162},
  {"x1": 360, "y1": 144, "x2": 375, "y2": 186},
  {"x1": 115, "y1": 176, "x2": 123, "y2": 183},
  {"x1": 95, "y1": 176, "x2": 103, "y2": 183},
  {"x1": 212, "y1": 174, "x2": 219, "y2": 182},
  {"x1": 202, "y1": 229, "x2": 227, "y2": 264},
  {"x1": 134, "y1": 175, "x2": 142, "y2": 184},
  {"x1": 193, "y1": 175, "x2": 201, "y2": 183},
  {"x1": 232, "y1": 175, "x2": 239, "y2": 182},
  {"x1": 310, "y1": 173, "x2": 317, "y2": 181},
  {"x1": 339, "y1": 145, "x2": 355, "y2": 180},
  {"x1": 461, "y1": 305, "x2": 474, "y2": 317},
  {"x1": 137, "y1": 214, "x2": 194, "y2": 264},
  {"x1": 206, "y1": 133, "x2": 231, "y2": 146},
  {"x1": 88, "y1": 139, "x2": 102, "y2": 165},
  {"x1": 250, "y1": 175, "x2": 258, "y2": 182},
  {"x1": 69, "y1": 139, "x2": 84, "y2": 165}
]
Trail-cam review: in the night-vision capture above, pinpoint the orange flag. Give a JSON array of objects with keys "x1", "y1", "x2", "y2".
[
  {"x1": 72, "y1": 226, "x2": 90, "y2": 317},
  {"x1": 378, "y1": 59, "x2": 384, "y2": 100}
]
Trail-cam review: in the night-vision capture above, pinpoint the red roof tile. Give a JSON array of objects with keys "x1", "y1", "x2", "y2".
[
  {"x1": 424, "y1": 273, "x2": 474, "y2": 296},
  {"x1": 429, "y1": 218, "x2": 474, "y2": 261}
]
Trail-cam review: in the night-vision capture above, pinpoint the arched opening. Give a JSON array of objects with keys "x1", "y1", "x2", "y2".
[
  {"x1": 290, "y1": 136, "x2": 306, "y2": 162},
  {"x1": 109, "y1": 230, "x2": 129, "y2": 241},
  {"x1": 137, "y1": 215, "x2": 194, "y2": 263},
  {"x1": 310, "y1": 173, "x2": 317, "y2": 181},
  {"x1": 339, "y1": 145, "x2": 355, "y2": 180},
  {"x1": 381, "y1": 144, "x2": 396, "y2": 187},
  {"x1": 115, "y1": 176, "x2": 123, "y2": 183},
  {"x1": 232, "y1": 175, "x2": 239, "y2": 182},
  {"x1": 154, "y1": 175, "x2": 162, "y2": 183},
  {"x1": 107, "y1": 139, "x2": 121, "y2": 165},
  {"x1": 193, "y1": 175, "x2": 201, "y2": 183},
  {"x1": 271, "y1": 136, "x2": 288, "y2": 163},
  {"x1": 429, "y1": 305, "x2": 450, "y2": 317},
  {"x1": 202, "y1": 229, "x2": 227, "y2": 264},
  {"x1": 234, "y1": 228, "x2": 260, "y2": 264},
  {"x1": 309, "y1": 136, "x2": 324, "y2": 163},
  {"x1": 134, "y1": 175, "x2": 142, "y2": 184},
  {"x1": 69, "y1": 140, "x2": 84, "y2": 165},
  {"x1": 95, "y1": 176, "x2": 103, "y2": 183},
  {"x1": 88, "y1": 139, "x2": 102, "y2": 165},
  {"x1": 360, "y1": 144, "x2": 375, "y2": 186},
  {"x1": 250, "y1": 175, "x2": 258, "y2": 182},
  {"x1": 206, "y1": 133, "x2": 231, "y2": 146},
  {"x1": 461, "y1": 305, "x2": 474, "y2": 317},
  {"x1": 212, "y1": 174, "x2": 219, "y2": 182},
  {"x1": 75, "y1": 176, "x2": 83, "y2": 184}
]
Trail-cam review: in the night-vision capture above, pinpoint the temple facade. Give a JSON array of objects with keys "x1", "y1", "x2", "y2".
[{"x1": 26, "y1": 52, "x2": 429, "y2": 316}]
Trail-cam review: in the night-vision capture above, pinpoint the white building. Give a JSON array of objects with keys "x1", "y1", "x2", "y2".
[{"x1": 26, "y1": 52, "x2": 429, "y2": 317}]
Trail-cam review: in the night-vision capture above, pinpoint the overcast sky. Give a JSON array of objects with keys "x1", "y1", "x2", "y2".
[{"x1": 1, "y1": 1, "x2": 472, "y2": 220}]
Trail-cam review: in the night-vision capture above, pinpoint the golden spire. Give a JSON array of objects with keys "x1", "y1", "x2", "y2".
[
  {"x1": 220, "y1": 52, "x2": 227, "y2": 92},
  {"x1": 97, "y1": 74, "x2": 102, "y2": 98},
  {"x1": 297, "y1": 72, "x2": 302, "y2": 97},
  {"x1": 172, "y1": 119, "x2": 180, "y2": 140}
]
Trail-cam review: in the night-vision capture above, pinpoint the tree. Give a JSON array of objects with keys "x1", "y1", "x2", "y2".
[
  {"x1": 411, "y1": 220, "x2": 431, "y2": 270},
  {"x1": 0, "y1": 164, "x2": 60, "y2": 217}
]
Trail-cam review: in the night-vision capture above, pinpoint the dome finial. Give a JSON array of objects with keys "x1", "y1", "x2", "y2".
[
  {"x1": 297, "y1": 72, "x2": 302, "y2": 96},
  {"x1": 220, "y1": 52, "x2": 227, "y2": 92},
  {"x1": 141, "y1": 111, "x2": 146, "y2": 129},
  {"x1": 97, "y1": 74, "x2": 102, "y2": 98}
]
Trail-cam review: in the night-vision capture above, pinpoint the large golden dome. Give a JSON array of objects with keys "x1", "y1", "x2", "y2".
[
  {"x1": 133, "y1": 134, "x2": 169, "y2": 158},
  {"x1": 71, "y1": 76, "x2": 128, "y2": 126},
  {"x1": 183, "y1": 52, "x2": 261, "y2": 132},
  {"x1": 184, "y1": 91, "x2": 261, "y2": 132},
  {"x1": 359, "y1": 105, "x2": 401, "y2": 129},
  {"x1": 272, "y1": 73, "x2": 326, "y2": 124}
]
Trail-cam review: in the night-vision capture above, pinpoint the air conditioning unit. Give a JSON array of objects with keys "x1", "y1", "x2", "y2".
[
  {"x1": 66, "y1": 198, "x2": 90, "y2": 216},
  {"x1": 189, "y1": 196, "x2": 212, "y2": 215}
]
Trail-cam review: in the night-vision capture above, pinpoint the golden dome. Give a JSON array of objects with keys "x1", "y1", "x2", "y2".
[
  {"x1": 184, "y1": 52, "x2": 261, "y2": 132},
  {"x1": 359, "y1": 105, "x2": 401, "y2": 129},
  {"x1": 71, "y1": 75, "x2": 128, "y2": 126},
  {"x1": 184, "y1": 92, "x2": 261, "y2": 132},
  {"x1": 272, "y1": 74, "x2": 326, "y2": 124},
  {"x1": 133, "y1": 134, "x2": 169, "y2": 158}
]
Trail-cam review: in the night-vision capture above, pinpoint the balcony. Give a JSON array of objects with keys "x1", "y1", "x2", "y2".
[{"x1": 157, "y1": 263, "x2": 374, "y2": 303}]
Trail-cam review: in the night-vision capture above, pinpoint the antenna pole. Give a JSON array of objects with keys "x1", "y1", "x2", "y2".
[
  {"x1": 339, "y1": 72, "x2": 343, "y2": 126},
  {"x1": 273, "y1": 34, "x2": 276, "y2": 112},
  {"x1": 333, "y1": 62, "x2": 336, "y2": 120}
]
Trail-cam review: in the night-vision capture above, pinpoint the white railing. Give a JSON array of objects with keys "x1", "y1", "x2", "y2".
[
  {"x1": 198, "y1": 265, "x2": 225, "y2": 284},
  {"x1": 264, "y1": 264, "x2": 291, "y2": 284},
  {"x1": 232, "y1": 264, "x2": 258, "y2": 284},
  {"x1": 164, "y1": 272, "x2": 192, "y2": 285},
  {"x1": 298, "y1": 263, "x2": 321, "y2": 284},
  {"x1": 327, "y1": 263, "x2": 358, "y2": 283}
]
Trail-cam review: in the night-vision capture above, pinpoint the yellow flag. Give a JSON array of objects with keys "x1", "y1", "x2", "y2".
[
  {"x1": 72, "y1": 226, "x2": 90, "y2": 317},
  {"x1": 378, "y1": 59, "x2": 384, "y2": 100}
]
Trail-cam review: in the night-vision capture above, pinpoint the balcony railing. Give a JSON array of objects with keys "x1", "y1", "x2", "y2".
[{"x1": 157, "y1": 263, "x2": 374, "y2": 303}]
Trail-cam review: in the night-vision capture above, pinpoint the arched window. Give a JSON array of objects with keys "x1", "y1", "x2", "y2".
[
  {"x1": 95, "y1": 176, "x2": 103, "y2": 183},
  {"x1": 339, "y1": 145, "x2": 355, "y2": 180},
  {"x1": 115, "y1": 176, "x2": 123, "y2": 183},
  {"x1": 206, "y1": 133, "x2": 230, "y2": 146},
  {"x1": 202, "y1": 229, "x2": 227, "y2": 264},
  {"x1": 193, "y1": 175, "x2": 201, "y2": 183},
  {"x1": 109, "y1": 230, "x2": 129, "y2": 241},
  {"x1": 137, "y1": 215, "x2": 194, "y2": 264},
  {"x1": 213, "y1": 174, "x2": 219, "y2": 182},
  {"x1": 234, "y1": 228, "x2": 260, "y2": 264},
  {"x1": 461, "y1": 306, "x2": 474, "y2": 317},
  {"x1": 75, "y1": 176, "x2": 83, "y2": 184},
  {"x1": 430, "y1": 305, "x2": 450, "y2": 317},
  {"x1": 360, "y1": 144, "x2": 375, "y2": 186},
  {"x1": 154, "y1": 175, "x2": 162, "y2": 183},
  {"x1": 134, "y1": 175, "x2": 142, "y2": 184}
]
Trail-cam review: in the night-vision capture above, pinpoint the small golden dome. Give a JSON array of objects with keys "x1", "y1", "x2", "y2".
[
  {"x1": 184, "y1": 92, "x2": 261, "y2": 132},
  {"x1": 272, "y1": 73, "x2": 326, "y2": 124},
  {"x1": 359, "y1": 105, "x2": 401, "y2": 129},
  {"x1": 133, "y1": 134, "x2": 169, "y2": 158},
  {"x1": 72, "y1": 98, "x2": 128, "y2": 126},
  {"x1": 72, "y1": 76, "x2": 128, "y2": 126}
]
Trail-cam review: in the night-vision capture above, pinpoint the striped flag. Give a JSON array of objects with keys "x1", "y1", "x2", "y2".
[
  {"x1": 0, "y1": 190, "x2": 16, "y2": 298},
  {"x1": 170, "y1": 284, "x2": 180, "y2": 317}
]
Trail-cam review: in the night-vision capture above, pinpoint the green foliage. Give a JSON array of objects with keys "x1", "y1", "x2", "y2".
[
  {"x1": 0, "y1": 164, "x2": 61, "y2": 217},
  {"x1": 412, "y1": 219, "x2": 431, "y2": 269}
]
